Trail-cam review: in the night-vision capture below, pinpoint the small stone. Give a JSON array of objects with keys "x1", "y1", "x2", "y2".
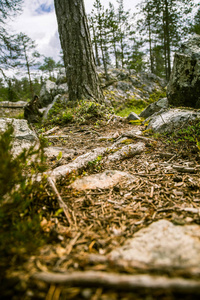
[
  {"x1": 127, "y1": 112, "x2": 140, "y2": 121},
  {"x1": 70, "y1": 170, "x2": 136, "y2": 190}
]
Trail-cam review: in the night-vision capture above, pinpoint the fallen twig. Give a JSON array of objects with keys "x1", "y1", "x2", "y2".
[
  {"x1": 117, "y1": 132, "x2": 155, "y2": 143},
  {"x1": 32, "y1": 271, "x2": 200, "y2": 294},
  {"x1": 47, "y1": 177, "x2": 72, "y2": 225},
  {"x1": 173, "y1": 165, "x2": 197, "y2": 173}
]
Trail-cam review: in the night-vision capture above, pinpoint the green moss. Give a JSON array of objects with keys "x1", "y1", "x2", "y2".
[
  {"x1": 148, "y1": 89, "x2": 166, "y2": 103},
  {"x1": 115, "y1": 96, "x2": 147, "y2": 117},
  {"x1": 45, "y1": 99, "x2": 113, "y2": 125}
]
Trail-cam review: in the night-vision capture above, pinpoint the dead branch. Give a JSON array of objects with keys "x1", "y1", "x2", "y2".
[
  {"x1": 173, "y1": 165, "x2": 197, "y2": 173},
  {"x1": 117, "y1": 132, "x2": 155, "y2": 143},
  {"x1": 32, "y1": 271, "x2": 200, "y2": 294},
  {"x1": 47, "y1": 177, "x2": 72, "y2": 225}
]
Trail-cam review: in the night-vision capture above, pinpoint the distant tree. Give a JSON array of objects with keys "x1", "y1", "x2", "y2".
[
  {"x1": 16, "y1": 33, "x2": 40, "y2": 98},
  {"x1": 89, "y1": 0, "x2": 110, "y2": 79},
  {"x1": 191, "y1": 7, "x2": 200, "y2": 34},
  {"x1": 105, "y1": 2, "x2": 120, "y2": 68},
  {"x1": 88, "y1": 13, "x2": 101, "y2": 67},
  {"x1": 116, "y1": 0, "x2": 132, "y2": 68},
  {"x1": 137, "y1": 0, "x2": 195, "y2": 80},
  {"x1": 39, "y1": 57, "x2": 56, "y2": 78},
  {"x1": 0, "y1": 0, "x2": 23, "y2": 77},
  {"x1": 127, "y1": 37, "x2": 145, "y2": 72},
  {"x1": 56, "y1": 50, "x2": 65, "y2": 68},
  {"x1": 54, "y1": 0, "x2": 103, "y2": 103}
]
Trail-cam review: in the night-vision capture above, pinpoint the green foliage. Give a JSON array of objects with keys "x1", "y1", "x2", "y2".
[
  {"x1": 191, "y1": 7, "x2": 200, "y2": 34},
  {"x1": 39, "y1": 57, "x2": 57, "y2": 79},
  {"x1": 88, "y1": 155, "x2": 103, "y2": 171},
  {"x1": 152, "y1": 119, "x2": 200, "y2": 152},
  {"x1": 115, "y1": 96, "x2": 147, "y2": 117},
  {"x1": 0, "y1": 125, "x2": 48, "y2": 259},
  {"x1": 0, "y1": 77, "x2": 42, "y2": 102},
  {"x1": 0, "y1": 0, "x2": 23, "y2": 74},
  {"x1": 148, "y1": 89, "x2": 166, "y2": 103},
  {"x1": 46, "y1": 99, "x2": 113, "y2": 125},
  {"x1": 136, "y1": 0, "x2": 195, "y2": 80},
  {"x1": 88, "y1": 0, "x2": 144, "y2": 71}
]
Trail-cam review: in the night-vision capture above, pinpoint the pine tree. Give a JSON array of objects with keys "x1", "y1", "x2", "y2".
[
  {"x1": 116, "y1": 0, "x2": 132, "y2": 68},
  {"x1": 137, "y1": 0, "x2": 195, "y2": 80},
  {"x1": 54, "y1": 0, "x2": 103, "y2": 103},
  {"x1": 88, "y1": 13, "x2": 101, "y2": 67},
  {"x1": 105, "y1": 3, "x2": 120, "y2": 69},
  {"x1": 92, "y1": 0, "x2": 110, "y2": 79},
  {"x1": 39, "y1": 57, "x2": 56, "y2": 79},
  {"x1": 0, "y1": 0, "x2": 23, "y2": 76},
  {"x1": 191, "y1": 6, "x2": 200, "y2": 34},
  {"x1": 16, "y1": 33, "x2": 40, "y2": 98}
]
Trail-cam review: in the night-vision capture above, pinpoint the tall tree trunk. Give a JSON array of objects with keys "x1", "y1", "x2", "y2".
[
  {"x1": 54, "y1": 0, "x2": 103, "y2": 103},
  {"x1": 91, "y1": 24, "x2": 101, "y2": 66},
  {"x1": 148, "y1": 20, "x2": 154, "y2": 74},
  {"x1": 23, "y1": 45, "x2": 34, "y2": 98}
]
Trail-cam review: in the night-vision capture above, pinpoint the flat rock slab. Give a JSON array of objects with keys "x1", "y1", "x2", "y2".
[
  {"x1": 0, "y1": 101, "x2": 27, "y2": 108},
  {"x1": 70, "y1": 170, "x2": 136, "y2": 190},
  {"x1": 0, "y1": 118, "x2": 38, "y2": 157},
  {"x1": 109, "y1": 219, "x2": 200, "y2": 268},
  {"x1": 147, "y1": 109, "x2": 200, "y2": 133}
]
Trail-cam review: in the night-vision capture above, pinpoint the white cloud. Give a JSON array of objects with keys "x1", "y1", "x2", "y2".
[{"x1": 8, "y1": 0, "x2": 141, "y2": 65}]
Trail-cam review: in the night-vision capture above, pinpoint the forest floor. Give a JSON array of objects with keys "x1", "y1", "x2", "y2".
[{"x1": 2, "y1": 117, "x2": 200, "y2": 300}]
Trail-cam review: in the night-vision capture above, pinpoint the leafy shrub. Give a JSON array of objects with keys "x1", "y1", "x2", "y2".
[{"x1": 0, "y1": 125, "x2": 48, "y2": 259}]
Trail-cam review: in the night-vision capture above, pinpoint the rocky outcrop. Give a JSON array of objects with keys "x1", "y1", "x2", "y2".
[
  {"x1": 0, "y1": 118, "x2": 38, "y2": 157},
  {"x1": 167, "y1": 34, "x2": 200, "y2": 108},
  {"x1": 39, "y1": 79, "x2": 68, "y2": 107},
  {"x1": 101, "y1": 68, "x2": 166, "y2": 107},
  {"x1": 146, "y1": 108, "x2": 200, "y2": 133}
]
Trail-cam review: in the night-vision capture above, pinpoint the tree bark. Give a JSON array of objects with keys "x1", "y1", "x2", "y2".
[{"x1": 54, "y1": 0, "x2": 103, "y2": 103}]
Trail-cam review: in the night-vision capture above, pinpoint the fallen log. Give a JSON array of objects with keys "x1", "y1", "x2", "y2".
[{"x1": 32, "y1": 271, "x2": 200, "y2": 294}]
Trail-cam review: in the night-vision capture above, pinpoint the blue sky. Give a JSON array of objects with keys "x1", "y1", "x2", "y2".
[{"x1": 35, "y1": 2, "x2": 54, "y2": 14}]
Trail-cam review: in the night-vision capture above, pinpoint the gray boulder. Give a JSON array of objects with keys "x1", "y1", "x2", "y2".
[
  {"x1": 0, "y1": 118, "x2": 38, "y2": 157},
  {"x1": 140, "y1": 97, "x2": 168, "y2": 119},
  {"x1": 39, "y1": 80, "x2": 57, "y2": 106},
  {"x1": 39, "y1": 79, "x2": 68, "y2": 107},
  {"x1": 147, "y1": 108, "x2": 200, "y2": 133},
  {"x1": 167, "y1": 34, "x2": 200, "y2": 108}
]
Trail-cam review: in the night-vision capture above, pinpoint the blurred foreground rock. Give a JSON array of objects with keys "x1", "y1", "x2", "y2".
[
  {"x1": 0, "y1": 118, "x2": 38, "y2": 157},
  {"x1": 110, "y1": 219, "x2": 200, "y2": 267}
]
